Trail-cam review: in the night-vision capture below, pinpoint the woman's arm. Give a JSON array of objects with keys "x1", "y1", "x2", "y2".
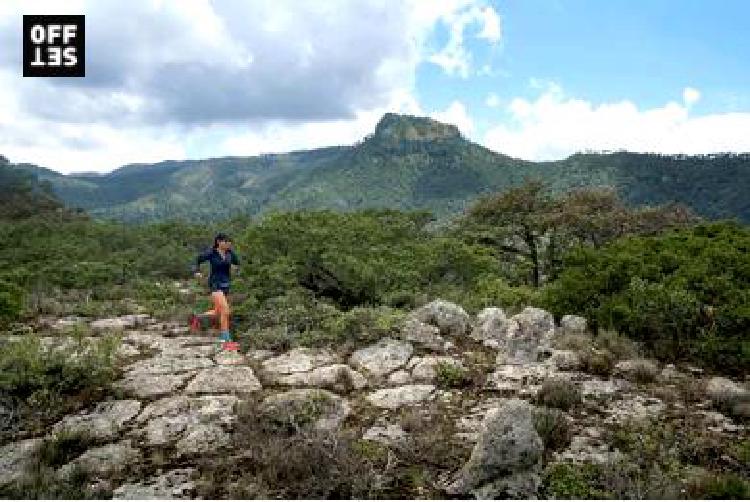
[{"x1": 191, "y1": 249, "x2": 212, "y2": 275}]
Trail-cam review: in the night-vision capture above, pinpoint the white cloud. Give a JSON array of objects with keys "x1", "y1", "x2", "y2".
[
  {"x1": 0, "y1": 0, "x2": 495, "y2": 173},
  {"x1": 426, "y1": 1, "x2": 502, "y2": 78},
  {"x1": 430, "y1": 100, "x2": 474, "y2": 136},
  {"x1": 484, "y1": 83, "x2": 750, "y2": 160},
  {"x1": 485, "y1": 92, "x2": 501, "y2": 108}
]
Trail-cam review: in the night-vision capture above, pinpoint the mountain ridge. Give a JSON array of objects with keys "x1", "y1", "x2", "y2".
[{"x1": 5, "y1": 113, "x2": 750, "y2": 223}]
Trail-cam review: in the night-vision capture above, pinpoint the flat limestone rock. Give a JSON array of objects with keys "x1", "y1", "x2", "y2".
[
  {"x1": 261, "y1": 347, "x2": 338, "y2": 375},
  {"x1": 124, "y1": 355, "x2": 215, "y2": 375},
  {"x1": 174, "y1": 422, "x2": 232, "y2": 456},
  {"x1": 365, "y1": 384, "x2": 436, "y2": 409},
  {"x1": 115, "y1": 372, "x2": 195, "y2": 399},
  {"x1": 59, "y1": 440, "x2": 141, "y2": 477},
  {"x1": 362, "y1": 423, "x2": 408, "y2": 447},
  {"x1": 349, "y1": 338, "x2": 413, "y2": 377},
  {"x1": 184, "y1": 366, "x2": 262, "y2": 394},
  {"x1": 53, "y1": 400, "x2": 141, "y2": 440},
  {"x1": 272, "y1": 364, "x2": 368, "y2": 391}
]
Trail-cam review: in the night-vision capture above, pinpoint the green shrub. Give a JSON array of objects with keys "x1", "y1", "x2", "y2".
[
  {"x1": 536, "y1": 378, "x2": 582, "y2": 411},
  {"x1": 541, "y1": 462, "x2": 610, "y2": 499},
  {"x1": 434, "y1": 362, "x2": 470, "y2": 388},
  {"x1": 542, "y1": 222, "x2": 750, "y2": 374},
  {"x1": 0, "y1": 279, "x2": 25, "y2": 326},
  {"x1": 533, "y1": 407, "x2": 572, "y2": 453},
  {"x1": 688, "y1": 473, "x2": 750, "y2": 499}
]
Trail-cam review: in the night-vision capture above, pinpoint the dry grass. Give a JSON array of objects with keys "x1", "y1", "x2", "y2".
[{"x1": 536, "y1": 378, "x2": 582, "y2": 411}]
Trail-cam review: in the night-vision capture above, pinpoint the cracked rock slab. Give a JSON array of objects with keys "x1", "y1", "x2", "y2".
[
  {"x1": 115, "y1": 372, "x2": 195, "y2": 399},
  {"x1": 185, "y1": 366, "x2": 262, "y2": 394},
  {"x1": 53, "y1": 400, "x2": 141, "y2": 440},
  {"x1": 261, "y1": 347, "x2": 338, "y2": 375},
  {"x1": 59, "y1": 440, "x2": 141, "y2": 477},
  {"x1": 271, "y1": 364, "x2": 368, "y2": 391},
  {"x1": 124, "y1": 356, "x2": 215, "y2": 375},
  {"x1": 365, "y1": 384, "x2": 436, "y2": 409}
]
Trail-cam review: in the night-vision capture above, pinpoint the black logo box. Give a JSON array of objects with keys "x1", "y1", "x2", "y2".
[{"x1": 23, "y1": 15, "x2": 85, "y2": 77}]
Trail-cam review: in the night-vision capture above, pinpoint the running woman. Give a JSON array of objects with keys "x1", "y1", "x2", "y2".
[{"x1": 191, "y1": 233, "x2": 240, "y2": 345}]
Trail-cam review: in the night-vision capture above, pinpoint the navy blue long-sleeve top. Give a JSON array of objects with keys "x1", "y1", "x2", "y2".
[{"x1": 192, "y1": 248, "x2": 240, "y2": 289}]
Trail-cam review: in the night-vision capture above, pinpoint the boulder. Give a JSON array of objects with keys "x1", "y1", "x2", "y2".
[
  {"x1": 388, "y1": 369, "x2": 412, "y2": 385},
  {"x1": 470, "y1": 307, "x2": 510, "y2": 349},
  {"x1": 365, "y1": 384, "x2": 435, "y2": 409},
  {"x1": 349, "y1": 338, "x2": 413, "y2": 377},
  {"x1": 53, "y1": 400, "x2": 141, "y2": 440},
  {"x1": 400, "y1": 318, "x2": 448, "y2": 351},
  {"x1": 409, "y1": 299, "x2": 470, "y2": 337},
  {"x1": 445, "y1": 399, "x2": 543, "y2": 498},
  {"x1": 504, "y1": 307, "x2": 556, "y2": 363},
  {"x1": 560, "y1": 314, "x2": 587, "y2": 334},
  {"x1": 185, "y1": 366, "x2": 262, "y2": 394}
]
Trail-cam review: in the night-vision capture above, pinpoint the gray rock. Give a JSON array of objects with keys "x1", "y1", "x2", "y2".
[
  {"x1": 445, "y1": 399, "x2": 543, "y2": 497},
  {"x1": 580, "y1": 378, "x2": 631, "y2": 399},
  {"x1": 409, "y1": 299, "x2": 470, "y2": 337},
  {"x1": 261, "y1": 347, "x2": 338, "y2": 375},
  {"x1": 504, "y1": 307, "x2": 556, "y2": 363},
  {"x1": 115, "y1": 372, "x2": 195, "y2": 399},
  {"x1": 470, "y1": 307, "x2": 510, "y2": 349},
  {"x1": 272, "y1": 364, "x2": 368, "y2": 391},
  {"x1": 365, "y1": 384, "x2": 436, "y2": 409},
  {"x1": 705, "y1": 376, "x2": 750, "y2": 404},
  {"x1": 388, "y1": 369, "x2": 412, "y2": 385},
  {"x1": 554, "y1": 435, "x2": 625, "y2": 465},
  {"x1": 400, "y1": 318, "x2": 447, "y2": 351},
  {"x1": 116, "y1": 343, "x2": 141, "y2": 359},
  {"x1": 349, "y1": 338, "x2": 413, "y2": 377},
  {"x1": 184, "y1": 366, "x2": 262, "y2": 394},
  {"x1": 546, "y1": 349, "x2": 582, "y2": 371},
  {"x1": 54, "y1": 400, "x2": 141, "y2": 440},
  {"x1": 113, "y1": 468, "x2": 196, "y2": 499},
  {"x1": 59, "y1": 440, "x2": 141, "y2": 477},
  {"x1": 560, "y1": 314, "x2": 587, "y2": 334},
  {"x1": 90, "y1": 314, "x2": 151, "y2": 331},
  {"x1": 175, "y1": 422, "x2": 232, "y2": 456},
  {"x1": 261, "y1": 388, "x2": 351, "y2": 431},
  {"x1": 362, "y1": 423, "x2": 408, "y2": 447},
  {"x1": 0, "y1": 438, "x2": 43, "y2": 486},
  {"x1": 124, "y1": 356, "x2": 214, "y2": 375},
  {"x1": 408, "y1": 356, "x2": 465, "y2": 382}
]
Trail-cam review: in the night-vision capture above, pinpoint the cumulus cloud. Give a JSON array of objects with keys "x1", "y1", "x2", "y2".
[
  {"x1": 430, "y1": 100, "x2": 474, "y2": 135},
  {"x1": 426, "y1": 1, "x2": 502, "y2": 78},
  {"x1": 0, "y1": 0, "x2": 499, "y2": 172},
  {"x1": 485, "y1": 92, "x2": 501, "y2": 107},
  {"x1": 483, "y1": 83, "x2": 750, "y2": 160}
]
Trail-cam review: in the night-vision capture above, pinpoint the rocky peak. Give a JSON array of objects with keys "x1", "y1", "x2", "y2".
[{"x1": 370, "y1": 113, "x2": 461, "y2": 144}]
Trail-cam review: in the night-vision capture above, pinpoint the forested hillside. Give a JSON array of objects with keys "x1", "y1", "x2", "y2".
[{"x1": 5, "y1": 113, "x2": 750, "y2": 223}]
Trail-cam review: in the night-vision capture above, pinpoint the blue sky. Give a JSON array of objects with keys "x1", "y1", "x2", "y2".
[
  {"x1": 418, "y1": 0, "x2": 750, "y2": 144},
  {"x1": 1, "y1": 0, "x2": 749, "y2": 173}
]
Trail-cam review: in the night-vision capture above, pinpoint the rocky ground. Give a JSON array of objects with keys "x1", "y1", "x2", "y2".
[{"x1": 1, "y1": 298, "x2": 748, "y2": 499}]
